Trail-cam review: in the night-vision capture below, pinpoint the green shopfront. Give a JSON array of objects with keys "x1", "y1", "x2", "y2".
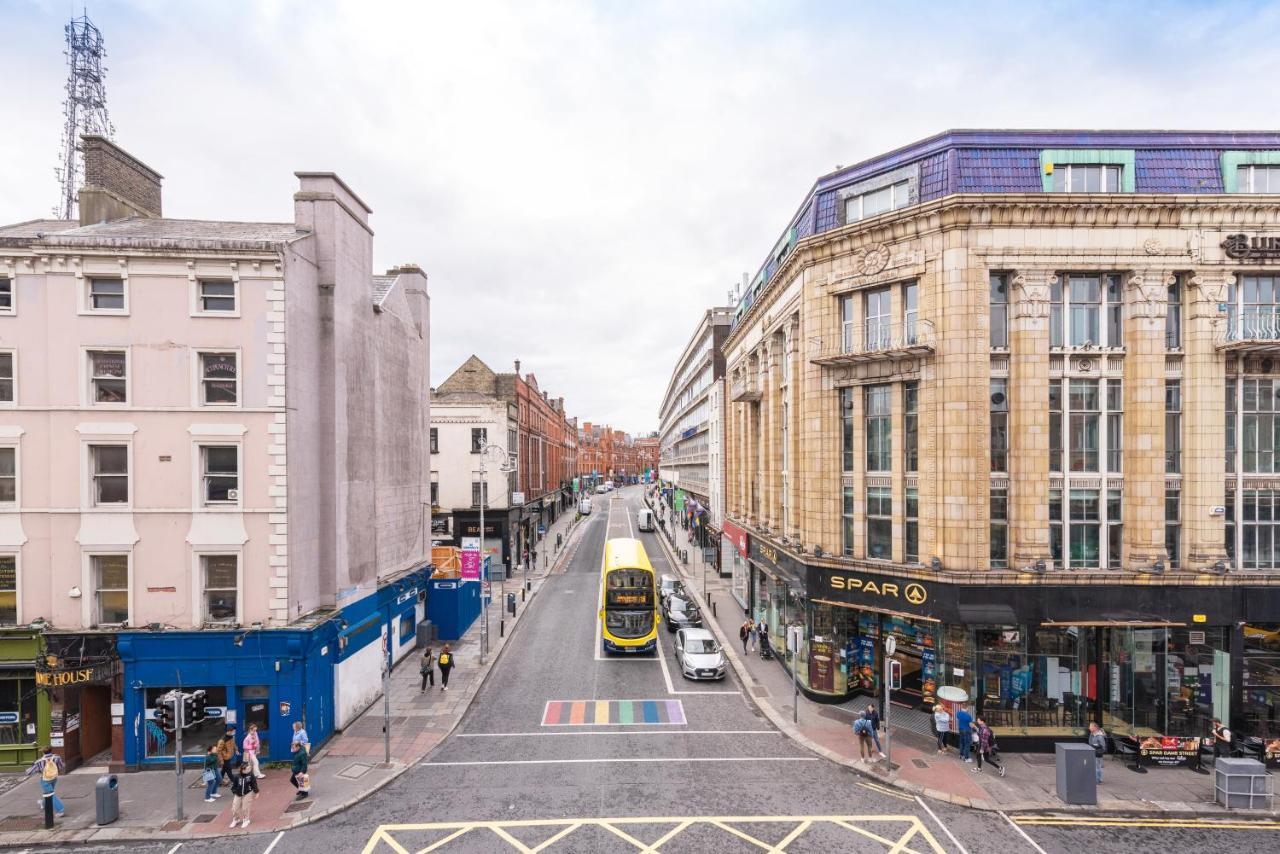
[
  {"x1": 747, "y1": 542, "x2": 1280, "y2": 749},
  {"x1": 0, "y1": 629, "x2": 49, "y2": 771}
]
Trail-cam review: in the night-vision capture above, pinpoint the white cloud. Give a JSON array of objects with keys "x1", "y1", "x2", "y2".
[{"x1": 3, "y1": 0, "x2": 1280, "y2": 431}]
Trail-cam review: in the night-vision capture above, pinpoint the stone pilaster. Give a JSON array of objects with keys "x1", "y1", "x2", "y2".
[
  {"x1": 1121, "y1": 271, "x2": 1172, "y2": 567},
  {"x1": 1008, "y1": 269, "x2": 1054, "y2": 568},
  {"x1": 890, "y1": 381, "x2": 905, "y2": 563},
  {"x1": 848, "y1": 383, "x2": 865, "y2": 558},
  {"x1": 762, "y1": 337, "x2": 781, "y2": 531},
  {"x1": 1185, "y1": 271, "x2": 1231, "y2": 567}
]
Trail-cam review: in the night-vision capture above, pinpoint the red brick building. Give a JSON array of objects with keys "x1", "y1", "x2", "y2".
[{"x1": 578, "y1": 423, "x2": 652, "y2": 485}]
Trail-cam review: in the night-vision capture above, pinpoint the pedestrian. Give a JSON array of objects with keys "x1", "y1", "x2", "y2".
[
  {"x1": 243, "y1": 723, "x2": 265, "y2": 779},
  {"x1": 1088, "y1": 721, "x2": 1108, "y2": 783},
  {"x1": 932, "y1": 703, "x2": 951, "y2": 753},
  {"x1": 1212, "y1": 717, "x2": 1232, "y2": 761},
  {"x1": 229, "y1": 762, "x2": 259, "y2": 828},
  {"x1": 973, "y1": 717, "x2": 1004, "y2": 776},
  {"x1": 852, "y1": 715, "x2": 875, "y2": 760},
  {"x1": 739, "y1": 621, "x2": 751, "y2": 654},
  {"x1": 202, "y1": 744, "x2": 222, "y2": 802},
  {"x1": 24, "y1": 746, "x2": 65, "y2": 818},
  {"x1": 864, "y1": 704, "x2": 886, "y2": 758},
  {"x1": 217, "y1": 728, "x2": 238, "y2": 785},
  {"x1": 749, "y1": 622, "x2": 758, "y2": 652},
  {"x1": 438, "y1": 643, "x2": 454, "y2": 691},
  {"x1": 956, "y1": 705, "x2": 974, "y2": 763},
  {"x1": 420, "y1": 646, "x2": 436, "y2": 692},
  {"x1": 290, "y1": 739, "x2": 310, "y2": 800},
  {"x1": 291, "y1": 720, "x2": 310, "y2": 755}
]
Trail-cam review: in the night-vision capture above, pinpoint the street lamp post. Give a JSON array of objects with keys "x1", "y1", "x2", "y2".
[{"x1": 477, "y1": 443, "x2": 516, "y2": 664}]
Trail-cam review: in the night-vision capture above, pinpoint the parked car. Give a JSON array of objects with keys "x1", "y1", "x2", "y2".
[
  {"x1": 636, "y1": 508, "x2": 655, "y2": 532},
  {"x1": 579, "y1": 498, "x2": 592, "y2": 515},
  {"x1": 596, "y1": 485, "x2": 608, "y2": 495},
  {"x1": 658, "y1": 574, "x2": 683, "y2": 607},
  {"x1": 663, "y1": 595, "x2": 702, "y2": 632},
  {"x1": 674, "y1": 628, "x2": 726, "y2": 680}
]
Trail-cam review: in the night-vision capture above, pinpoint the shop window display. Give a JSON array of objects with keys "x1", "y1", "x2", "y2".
[{"x1": 1243, "y1": 624, "x2": 1280, "y2": 737}]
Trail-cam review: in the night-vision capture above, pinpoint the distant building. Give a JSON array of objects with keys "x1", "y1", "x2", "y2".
[{"x1": 0, "y1": 137, "x2": 431, "y2": 769}]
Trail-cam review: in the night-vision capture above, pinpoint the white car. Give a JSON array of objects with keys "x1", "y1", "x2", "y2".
[
  {"x1": 674, "y1": 628, "x2": 726, "y2": 680},
  {"x1": 579, "y1": 498, "x2": 592, "y2": 515}
]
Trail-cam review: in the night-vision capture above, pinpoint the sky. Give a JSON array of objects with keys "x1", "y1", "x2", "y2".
[{"x1": 3, "y1": 0, "x2": 1280, "y2": 433}]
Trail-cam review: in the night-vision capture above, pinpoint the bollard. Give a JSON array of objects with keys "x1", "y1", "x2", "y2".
[
  {"x1": 43, "y1": 791, "x2": 54, "y2": 829},
  {"x1": 500, "y1": 618, "x2": 505, "y2": 637},
  {"x1": 712, "y1": 601, "x2": 717, "y2": 618}
]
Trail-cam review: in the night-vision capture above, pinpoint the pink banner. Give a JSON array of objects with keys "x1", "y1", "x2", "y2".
[{"x1": 461, "y1": 550, "x2": 481, "y2": 580}]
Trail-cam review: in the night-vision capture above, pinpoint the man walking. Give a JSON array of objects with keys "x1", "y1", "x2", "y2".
[
  {"x1": 1088, "y1": 722, "x2": 1108, "y2": 783},
  {"x1": 1212, "y1": 718, "x2": 1232, "y2": 761},
  {"x1": 852, "y1": 715, "x2": 875, "y2": 761},
  {"x1": 932, "y1": 704, "x2": 951, "y2": 754},
  {"x1": 420, "y1": 646, "x2": 436, "y2": 692},
  {"x1": 438, "y1": 643, "x2": 454, "y2": 691},
  {"x1": 956, "y1": 705, "x2": 974, "y2": 763},
  {"x1": 739, "y1": 621, "x2": 751, "y2": 654},
  {"x1": 291, "y1": 720, "x2": 310, "y2": 755},
  {"x1": 218, "y1": 728, "x2": 239, "y2": 785},
  {"x1": 864, "y1": 703, "x2": 886, "y2": 759},
  {"x1": 24, "y1": 746, "x2": 65, "y2": 818}
]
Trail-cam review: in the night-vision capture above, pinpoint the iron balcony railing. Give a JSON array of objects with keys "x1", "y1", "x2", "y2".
[{"x1": 812, "y1": 319, "x2": 936, "y2": 365}]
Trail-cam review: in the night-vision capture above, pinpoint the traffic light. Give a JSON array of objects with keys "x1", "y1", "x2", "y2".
[
  {"x1": 189, "y1": 689, "x2": 207, "y2": 725},
  {"x1": 888, "y1": 659, "x2": 903, "y2": 690},
  {"x1": 182, "y1": 693, "x2": 195, "y2": 728},
  {"x1": 154, "y1": 693, "x2": 175, "y2": 731}
]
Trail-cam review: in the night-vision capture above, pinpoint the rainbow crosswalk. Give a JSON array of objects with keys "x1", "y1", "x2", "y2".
[{"x1": 542, "y1": 699, "x2": 686, "y2": 726}]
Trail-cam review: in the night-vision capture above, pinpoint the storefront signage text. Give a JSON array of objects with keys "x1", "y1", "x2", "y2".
[
  {"x1": 35, "y1": 664, "x2": 110, "y2": 687},
  {"x1": 826, "y1": 573, "x2": 928, "y2": 605},
  {"x1": 1222, "y1": 234, "x2": 1280, "y2": 262},
  {"x1": 722, "y1": 519, "x2": 749, "y2": 558},
  {"x1": 1137, "y1": 735, "x2": 1204, "y2": 767}
]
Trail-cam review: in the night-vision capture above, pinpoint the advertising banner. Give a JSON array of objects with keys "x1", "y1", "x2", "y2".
[
  {"x1": 1137, "y1": 735, "x2": 1203, "y2": 767},
  {"x1": 921, "y1": 648, "x2": 937, "y2": 706},
  {"x1": 1265, "y1": 738, "x2": 1280, "y2": 768},
  {"x1": 857, "y1": 636, "x2": 876, "y2": 691},
  {"x1": 461, "y1": 536, "x2": 481, "y2": 580},
  {"x1": 809, "y1": 640, "x2": 835, "y2": 693},
  {"x1": 722, "y1": 518, "x2": 749, "y2": 558}
]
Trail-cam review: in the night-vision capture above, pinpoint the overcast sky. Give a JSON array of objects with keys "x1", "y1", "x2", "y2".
[{"x1": 3, "y1": 1, "x2": 1280, "y2": 432}]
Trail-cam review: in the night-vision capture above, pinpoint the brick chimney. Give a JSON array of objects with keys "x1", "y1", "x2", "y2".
[{"x1": 78, "y1": 136, "x2": 163, "y2": 225}]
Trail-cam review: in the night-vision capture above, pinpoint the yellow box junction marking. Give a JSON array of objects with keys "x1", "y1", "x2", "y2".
[{"x1": 361, "y1": 815, "x2": 946, "y2": 854}]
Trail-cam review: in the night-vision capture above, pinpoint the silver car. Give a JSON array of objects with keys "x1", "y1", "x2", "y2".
[{"x1": 674, "y1": 628, "x2": 726, "y2": 680}]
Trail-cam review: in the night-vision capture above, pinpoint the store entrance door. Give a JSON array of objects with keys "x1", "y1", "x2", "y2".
[{"x1": 241, "y1": 686, "x2": 271, "y2": 758}]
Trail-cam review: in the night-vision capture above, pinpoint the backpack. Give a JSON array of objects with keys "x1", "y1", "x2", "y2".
[
  {"x1": 852, "y1": 718, "x2": 871, "y2": 736},
  {"x1": 438, "y1": 652, "x2": 451, "y2": 667},
  {"x1": 41, "y1": 757, "x2": 58, "y2": 782}
]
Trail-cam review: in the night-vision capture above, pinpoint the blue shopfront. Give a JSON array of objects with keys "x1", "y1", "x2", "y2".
[{"x1": 118, "y1": 625, "x2": 337, "y2": 768}]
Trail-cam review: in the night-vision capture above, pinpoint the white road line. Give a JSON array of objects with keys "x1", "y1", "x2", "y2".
[
  {"x1": 914, "y1": 796, "x2": 970, "y2": 854},
  {"x1": 166, "y1": 844, "x2": 183, "y2": 854},
  {"x1": 654, "y1": 618, "x2": 678, "y2": 694},
  {"x1": 457, "y1": 729, "x2": 779, "y2": 737},
  {"x1": 424, "y1": 756, "x2": 819, "y2": 767},
  {"x1": 262, "y1": 832, "x2": 284, "y2": 854},
  {"x1": 999, "y1": 810, "x2": 1048, "y2": 854}
]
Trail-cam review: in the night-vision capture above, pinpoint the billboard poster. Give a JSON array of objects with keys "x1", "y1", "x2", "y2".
[
  {"x1": 809, "y1": 640, "x2": 835, "y2": 693},
  {"x1": 1265, "y1": 738, "x2": 1280, "y2": 769},
  {"x1": 461, "y1": 536, "x2": 481, "y2": 580},
  {"x1": 1137, "y1": 735, "x2": 1202, "y2": 767},
  {"x1": 857, "y1": 636, "x2": 876, "y2": 691},
  {"x1": 921, "y1": 648, "x2": 937, "y2": 706}
]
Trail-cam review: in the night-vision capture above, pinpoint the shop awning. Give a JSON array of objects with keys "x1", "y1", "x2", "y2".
[{"x1": 812, "y1": 597, "x2": 941, "y2": 623}]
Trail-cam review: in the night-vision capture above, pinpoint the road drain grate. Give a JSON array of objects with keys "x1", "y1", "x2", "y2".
[{"x1": 911, "y1": 758, "x2": 930, "y2": 769}]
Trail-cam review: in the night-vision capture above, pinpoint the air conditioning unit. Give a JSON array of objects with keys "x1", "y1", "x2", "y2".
[{"x1": 226, "y1": 489, "x2": 239, "y2": 500}]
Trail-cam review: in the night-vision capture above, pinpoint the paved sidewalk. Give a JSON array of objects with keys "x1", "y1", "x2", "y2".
[
  {"x1": 647, "y1": 499, "x2": 1280, "y2": 819},
  {"x1": 0, "y1": 504, "x2": 588, "y2": 846}
]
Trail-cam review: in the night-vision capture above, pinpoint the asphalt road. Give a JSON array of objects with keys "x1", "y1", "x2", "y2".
[{"x1": 50, "y1": 486, "x2": 1280, "y2": 853}]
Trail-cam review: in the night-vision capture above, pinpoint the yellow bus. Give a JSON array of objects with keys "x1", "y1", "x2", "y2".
[{"x1": 599, "y1": 538, "x2": 659, "y2": 654}]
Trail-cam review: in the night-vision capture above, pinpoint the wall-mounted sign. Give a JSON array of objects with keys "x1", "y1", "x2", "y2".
[
  {"x1": 1223, "y1": 234, "x2": 1280, "y2": 262},
  {"x1": 35, "y1": 662, "x2": 111, "y2": 687},
  {"x1": 512, "y1": 491, "x2": 526, "y2": 505},
  {"x1": 279, "y1": 701, "x2": 291, "y2": 717},
  {"x1": 0, "y1": 711, "x2": 18, "y2": 725}
]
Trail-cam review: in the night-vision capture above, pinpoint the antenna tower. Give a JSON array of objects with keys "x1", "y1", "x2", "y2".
[{"x1": 54, "y1": 11, "x2": 114, "y2": 220}]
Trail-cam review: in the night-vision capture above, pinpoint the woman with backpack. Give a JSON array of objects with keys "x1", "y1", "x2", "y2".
[
  {"x1": 973, "y1": 716, "x2": 1005, "y2": 776},
  {"x1": 852, "y1": 714, "x2": 875, "y2": 760},
  {"x1": 437, "y1": 643, "x2": 454, "y2": 691}
]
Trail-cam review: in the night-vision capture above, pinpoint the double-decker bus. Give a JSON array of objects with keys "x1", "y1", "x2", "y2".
[{"x1": 599, "y1": 538, "x2": 658, "y2": 654}]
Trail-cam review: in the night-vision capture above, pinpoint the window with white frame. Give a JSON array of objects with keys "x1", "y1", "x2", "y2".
[
  {"x1": 845, "y1": 180, "x2": 910, "y2": 223},
  {"x1": 842, "y1": 486, "x2": 855, "y2": 557},
  {"x1": 0, "y1": 555, "x2": 14, "y2": 623},
  {"x1": 990, "y1": 488, "x2": 1008, "y2": 569},
  {"x1": 1165, "y1": 488, "x2": 1180, "y2": 570},
  {"x1": 92, "y1": 554, "x2": 129, "y2": 624},
  {"x1": 90, "y1": 444, "x2": 128, "y2": 505},
  {"x1": 197, "y1": 280, "x2": 236, "y2": 313},
  {"x1": 471, "y1": 428, "x2": 487, "y2": 453},
  {"x1": 1238, "y1": 165, "x2": 1280, "y2": 194},
  {"x1": 1166, "y1": 275, "x2": 1183, "y2": 349},
  {"x1": 904, "y1": 382, "x2": 918, "y2": 473},
  {"x1": 840, "y1": 387, "x2": 855, "y2": 472},
  {"x1": 990, "y1": 273, "x2": 1009, "y2": 347},
  {"x1": 1051, "y1": 164, "x2": 1121, "y2": 193},
  {"x1": 1048, "y1": 486, "x2": 1123, "y2": 570},
  {"x1": 866, "y1": 486, "x2": 892, "y2": 560},
  {"x1": 87, "y1": 278, "x2": 125, "y2": 311},
  {"x1": 1166, "y1": 380, "x2": 1181, "y2": 473},
  {"x1": 0, "y1": 352, "x2": 12, "y2": 403},
  {"x1": 1051, "y1": 273, "x2": 1123, "y2": 348},
  {"x1": 0, "y1": 277, "x2": 12, "y2": 313},
  {"x1": 865, "y1": 385, "x2": 891, "y2": 471},
  {"x1": 1049, "y1": 378, "x2": 1122, "y2": 474},
  {"x1": 201, "y1": 555, "x2": 238, "y2": 623},
  {"x1": 864, "y1": 287, "x2": 891, "y2": 350},
  {"x1": 0, "y1": 447, "x2": 14, "y2": 504},
  {"x1": 905, "y1": 487, "x2": 919, "y2": 564},
  {"x1": 199, "y1": 352, "x2": 238, "y2": 405},
  {"x1": 430, "y1": 428, "x2": 439, "y2": 454},
  {"x1": 200, "y1": 445, "x2": 239, "y2": 504},
  {"x1": 1227, "y1": 275, "x2": 1280, "y2": 341},
  {"x1": 471, "y1": 480, "x2": 488, "y2": 507},
  {"x1": 88, "y1": 350, "x2": 127, "y2": 404},
  {"x1": 990, "y1": 379, "x2": 1008, "y2": 473}
]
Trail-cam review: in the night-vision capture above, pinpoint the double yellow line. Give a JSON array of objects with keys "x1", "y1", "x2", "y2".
[{"x1": 1014, "y1": 815, "x2": 1280, "y2": 831}]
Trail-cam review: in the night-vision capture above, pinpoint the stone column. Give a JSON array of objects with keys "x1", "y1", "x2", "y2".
[
  {"x1": 849, "y1": 383, "x2": 865, "y2": 558},
  {"x1": 762, "y1": 336, "x2": 781, "y2": 531},
  {"x1": 1122, "y1": 271, "x2": 1172, "y2": 567},
  {"x1": 1008, "y1": 269, "x2": 1055, "y2": 569},
  {"x1": 1184, "y1": 271, "x2": 1232, "y2": 568},
  {"x1": 783, "y1": 319, "x2": 801, "y2": 540},
  {"x1": 890, "y1": 381, "x2": 905, "y2": 563}
]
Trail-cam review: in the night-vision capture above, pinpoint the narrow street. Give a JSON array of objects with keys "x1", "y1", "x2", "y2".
[{"x1": 41, "y1": 486, "x2": 1277, "y2": 853}]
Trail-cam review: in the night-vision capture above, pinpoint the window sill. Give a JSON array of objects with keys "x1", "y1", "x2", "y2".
[
  {"x1": 191, "y1": 310, "x2": 241, "y2": 319},
  {"x1": 78, "y1": 310, "x2": 130, "y2": 318}
]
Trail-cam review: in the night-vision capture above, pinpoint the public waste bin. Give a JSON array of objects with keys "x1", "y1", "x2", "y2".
[{"x1": 95, "y1": 774, "x2": 119, "y2": 825}]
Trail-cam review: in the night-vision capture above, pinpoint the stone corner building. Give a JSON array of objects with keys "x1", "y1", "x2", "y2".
[{"x1": 723, "y1": 129, "x2": 1280, "y2": 749}]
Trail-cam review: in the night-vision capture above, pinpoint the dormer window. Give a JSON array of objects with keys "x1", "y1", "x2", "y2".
[
  {"x1": 1052, "y1": 164, "x2": 1122, "y2": 193},
  {"x1": 1238, "y1": 165, "x2": 1280, "y2": 193},
  {"x1": 845, "y1": 180, "x2": 910, "y2": 223}
]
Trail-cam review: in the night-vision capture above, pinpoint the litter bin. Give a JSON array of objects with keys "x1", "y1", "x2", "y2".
[
  {"x1": 95, "y1": 774, "x2": 120, "y2": 825},
  {"x1": 1055, "y1": 743, "x2": 1098, "y2": 805}
]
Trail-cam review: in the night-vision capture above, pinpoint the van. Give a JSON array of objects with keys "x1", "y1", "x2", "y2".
[
  {"x1": 579, "y1": 498, "x2": 592, "y2": 515},
  {"x1": 636, "y1": 508, "x2": 655, "y2": 532}
]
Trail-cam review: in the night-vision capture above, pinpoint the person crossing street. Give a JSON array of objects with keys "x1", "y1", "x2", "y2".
[{"x1": 24, "y1": 747, "x2": 65, "y2": 819}]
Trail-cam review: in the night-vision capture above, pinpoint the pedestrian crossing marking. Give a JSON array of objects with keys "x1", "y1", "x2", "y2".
[
  {"x1": 362, "y1": 815, "x2": 945, "y2": 854},
  {"x1": 541, "y1": 699, "x2": 686, "y2": 726}
]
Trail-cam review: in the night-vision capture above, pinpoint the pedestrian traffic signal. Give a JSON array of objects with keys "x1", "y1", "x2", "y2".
[
  {"x1": 888, "y1": 659, "x2": 903, "y2": 690},
  {"x1": 189, "y1": 689, "x2": 207, "y2": 725}
]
